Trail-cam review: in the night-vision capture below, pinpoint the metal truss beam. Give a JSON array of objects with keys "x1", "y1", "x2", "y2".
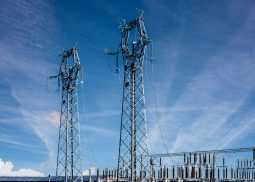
[
  {"x1": 55, "y1": 47, "x2": 83, "y2": 182},
  {"x1": 108, "y1": 12, "x2": 153, "y2": 182}
]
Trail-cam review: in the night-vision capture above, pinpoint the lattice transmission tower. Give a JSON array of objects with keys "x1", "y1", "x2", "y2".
[
  {"x1": 106, "y1": 12, "x2": 153, "y2": 182},
  {"x1": 52, "y1": 46, "x2": 83, "y2": 182}
]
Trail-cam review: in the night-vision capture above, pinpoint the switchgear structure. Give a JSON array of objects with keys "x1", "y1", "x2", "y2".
[
  {"x1": 55, "y1": 47, "x2": 83, "y2": 182},
  {"x1": 107, "y1": 13, "x2": 153, "y2": 182}
]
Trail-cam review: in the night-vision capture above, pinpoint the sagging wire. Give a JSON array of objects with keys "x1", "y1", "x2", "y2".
[
  {"x1": 83, "y1": 92, "x2": 104, "y2": 168},
  {"x1": 144, "y1": 46, "x2": 154, "y2": 156},
  {"x1": 149, "y1": 41, "x2": 177, "y2": 165},
  {"x1": 79, "y1": 68, "x2": 104, "y2": 168},
  {"x1": 79, "y1": 69, "x2": 92, "y2": 166}
]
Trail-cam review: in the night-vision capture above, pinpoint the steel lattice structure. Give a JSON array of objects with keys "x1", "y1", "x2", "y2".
[
  {"x1": 55, "y1": 47, "x2": 83, "y2": 182},
  {"x1": 108, "y1": 13, "x2": 152, "y2": 182}
]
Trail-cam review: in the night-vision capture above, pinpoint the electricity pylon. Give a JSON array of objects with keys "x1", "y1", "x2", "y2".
[
  {"x1": 106, "y1": 12, "x2": 153, "y2": 182},
  {"x1": 53, "y1": 46, "x2": 83, "y2": 182}
]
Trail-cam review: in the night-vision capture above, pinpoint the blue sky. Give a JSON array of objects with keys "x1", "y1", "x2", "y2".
[{"x1": 1, "y1": 0, "x2": 255, "y2": 177}]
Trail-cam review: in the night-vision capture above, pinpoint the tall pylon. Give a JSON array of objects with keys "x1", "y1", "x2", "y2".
[
  {"x1": 54, "y1": 46, "x2": 83, "y2": 182},
  {"x1": 106, "y1": 12, "x2": 153, "y2": 182}
]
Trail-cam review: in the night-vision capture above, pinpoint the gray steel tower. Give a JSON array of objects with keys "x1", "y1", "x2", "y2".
[
  {"x1": 107, "y1": 13, "x2": 152, "y2": 182},
  {"x1": 54, "y1": 46, "x2": 83, "y2": 182}
]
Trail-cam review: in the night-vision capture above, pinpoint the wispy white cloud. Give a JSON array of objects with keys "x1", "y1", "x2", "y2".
[
  {"x1": 18, "y1": 109, "x2": 60, "y2": 173},
  {"x1": 217, "y1": 118, "x2": 255, "y2": 149},
  {"x1": 0, "y1": 0, "x2": 60, "y2": 175},
  {"x1": 147, "y1": 5, "x2": 255, "y2": 154},
  {"x1": 0, "y1": 159, "x2": 44, "y2": 177},
  {"x1": 149, "y1": 52, "x2": 255, "y2": 153},
  {"x1": 171, "y1": 99, "x2": 247, "y2": 152},
  {"x1": 0, "y1": 133, "x2": 41, "y2": 149}
]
